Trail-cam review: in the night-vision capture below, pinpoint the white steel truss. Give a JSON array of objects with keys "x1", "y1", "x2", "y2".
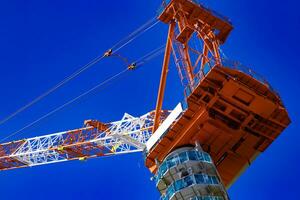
[{"x1": 0, "y1": 111, "x2": 167, "y2": 170}]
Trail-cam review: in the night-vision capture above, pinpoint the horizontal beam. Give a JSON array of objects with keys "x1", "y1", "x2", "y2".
[{"x1": 0, "y1": 111, "x2": 170, "y2": 171}]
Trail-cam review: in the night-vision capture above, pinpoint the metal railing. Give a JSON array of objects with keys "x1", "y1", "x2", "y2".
[
  {"x1": 183, "y1": 58, "x2": 277, "y2": 100},
  {"x1": 191, "y1": 196, "x2": 224, "y2": 200},
  {"x1": 160, "y1": 173, "x2": 221, "y2": 200},
  {"x1": 155, "y1": 150, "x2": 212, "y2": 184},
  {"x1": 157, "y1": 0, "x2": 232, "y2": 25}
]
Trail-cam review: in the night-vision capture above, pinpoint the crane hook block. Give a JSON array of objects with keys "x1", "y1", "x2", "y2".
[{"x1": 104, "y1": 49, "x2": 113, "y2": 57}]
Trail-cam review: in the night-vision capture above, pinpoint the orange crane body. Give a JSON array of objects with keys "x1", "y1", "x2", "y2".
[
  {"x1": 0, "y1": 1, "x2": 291, "y2": 196},
  {"x1": 147, "y1": 0, "x2": 290, "y2": 187}
]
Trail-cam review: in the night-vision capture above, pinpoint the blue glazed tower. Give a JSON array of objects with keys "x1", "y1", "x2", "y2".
[{"x1": 154, "y1": 145, "x2": 228, "y2": 200}]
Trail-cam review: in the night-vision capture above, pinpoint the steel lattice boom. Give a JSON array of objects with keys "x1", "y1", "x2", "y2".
[{"x1": 0, "y1": 111, "x2": 170, "y2": 171}]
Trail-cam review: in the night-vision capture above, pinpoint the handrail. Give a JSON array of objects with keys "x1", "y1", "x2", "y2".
[
  {"x1": 155, "y1": 150, "x2": 212, "y2": 184},
  {"x1": 157, "y1": 0, "x2": 232, "y2": 25},
  {"x1": 183, "y1": 58, "x2": 278, "y2": 99},
  {"x1": 160, "y1": 173, "x2": 221, "y2": 200}
]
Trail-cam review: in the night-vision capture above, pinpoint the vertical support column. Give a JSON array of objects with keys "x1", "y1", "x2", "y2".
[
  {"x1": 212, "y1": 40, "x2": 221, "y2": 65},
  {"x1": 183, "y1": 44, "x2": 194, "y2": 84},
  {"x1": 209, "y1": 32, "x2": 221, "y2": 65},
  {"x1": 201, "y1": 44, "x2": 209, "y2": 69},
  {"x1": 153, "y1": 21, "x2": 176, "y2": 132}
]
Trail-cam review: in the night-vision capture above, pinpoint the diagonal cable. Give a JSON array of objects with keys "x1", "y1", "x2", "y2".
[
  {"x1": 0, "y1": 69, "x2": 128, "y2": 143},
  {"x1": 0, "y1": 17, "x2": 160, "y2": 127},
  {"x1": 0, "y1": 44, "x2": 166, "y2": 142},
  {"x1": 0, "y1": 55, "x2": 105, "y2": 126}
]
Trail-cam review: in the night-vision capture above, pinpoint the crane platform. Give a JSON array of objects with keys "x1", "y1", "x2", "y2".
[{"x1": 146, "y1": 59, "x2": 290, "y2": 187}]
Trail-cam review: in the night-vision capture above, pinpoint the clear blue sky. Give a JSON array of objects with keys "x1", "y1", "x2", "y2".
[{"x1": 0, "y1": 0, "x2": 299, "y2": 199}]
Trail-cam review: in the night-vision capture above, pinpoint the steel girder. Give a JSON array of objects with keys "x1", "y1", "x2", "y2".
[{"x1": 0, "y1": 111, "x2": 168, "y2": 171}]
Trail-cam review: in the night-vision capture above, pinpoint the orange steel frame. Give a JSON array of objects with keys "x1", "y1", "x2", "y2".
[
  {"x1": 153, "y1": 0, "x2": 230, "y2": 131},
  {"x1": 153, "y1": 21, "x2": 175, "y2": 132},
  {"x1": 153, "y1": 0, "x2": 231, "y2": 132},
  {"x1": 150, "y1": 0, "x2": 290, "y2": 187}
]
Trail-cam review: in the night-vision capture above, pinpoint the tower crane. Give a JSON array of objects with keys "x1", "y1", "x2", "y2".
[{"x1": 0, "y1": 1, "x2": 291, "y2": 200}]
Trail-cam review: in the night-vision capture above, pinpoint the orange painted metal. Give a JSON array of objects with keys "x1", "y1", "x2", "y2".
[
  {"x1": 146, "y1": 0, "x2": 290, "y2": 188},
  {"x1": 182, "y1": 45, "x2": 194, "y2": 83},
  {"x1": 84, "y1": 120, "x2": 108, "y2": 132},
  {"x1": 52, "y1": 125, "x2": 117, "y2": 161},
  {"x1": 201, "y1": 44, "x2": 209, "y2": 68},
  {"x1": 158, "y1": 0, "x2": 233, "y2": 44},
  {"x1": 0, "y1": 140, "x2": 27, "y2": 170},
  {"x1": 146, "y1": 63, "x2": 291, "y2": 186},
  {"x1": 153, "y1": 21, "x2": 176, "y2": 132}
]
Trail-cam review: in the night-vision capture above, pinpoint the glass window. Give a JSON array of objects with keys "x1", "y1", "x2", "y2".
[
  {"x1": 174, "y1": 179, "x2": 185, "y2": 190},
  {"x1": 195, "y1": 174, "x2": 205, "y2": 184},
  {"x1": 168, "y1": 156, "x2": 177, "y2": 167},
  {"x1": 188, "y1": 150, "x2": 198, "y2": 160},
  {"x1": 211, "y1": 176, "x2": 219, "y2": 184},
  {"x1": 203, "y1": 153, "x2": 211, "y2": 162},
  {"x1": 184, "y1": 175, "x2": 194, "y2": 186},
  {"x1": 197, "y1": 152, "x2": 204, "y2": 161},
  {"x1": 179, "y1": 152, "x2": 188, "y2": 162},
  {"x1": 166, "y1": 186, "x2": 175, "y2": 198},
  {"x1": 160, "y1": 162, "x2": 167, "y2": 174}
]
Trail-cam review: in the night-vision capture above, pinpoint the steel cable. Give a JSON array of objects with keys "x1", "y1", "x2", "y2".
[
  {"x1": 0, "y1": 45, "x2": 165, "y2": 142},
  {"x1": 111, "y1": 17, "x2": 158, "y2": 52},
  {"x1": 0, "y1": 69, "x2": 128, "y2": 143},
  {"x1": 114, "y1": 20, "x2": 160, "y2": 53},
  {"x1": 135, "y1": 45, "x2": 165, "y2": 66},
  {"x1": 0, "y1": 17, "x2": 160, "y2": 127},
  {"x1": 0, "y1": 55, "x2": 105, "y2": 127}
]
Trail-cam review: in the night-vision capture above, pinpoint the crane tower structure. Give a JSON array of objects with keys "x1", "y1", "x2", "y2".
[{"x1": 0, "y1": 1, "x2": 291, "y2": 200}]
